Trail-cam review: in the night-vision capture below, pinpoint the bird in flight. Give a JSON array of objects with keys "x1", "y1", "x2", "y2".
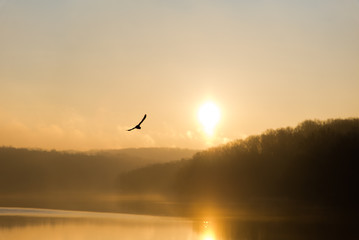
[{"x1": 127, "y1": 114, "x2": 147, "y2": 131}]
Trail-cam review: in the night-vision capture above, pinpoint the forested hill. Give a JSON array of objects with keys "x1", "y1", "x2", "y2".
[
  {"x1": 118, "y1": 118, "x2": 359, "y2": 211},
  {"x1": 0, "y1": 147, "x2": 197, "y2": 194}
]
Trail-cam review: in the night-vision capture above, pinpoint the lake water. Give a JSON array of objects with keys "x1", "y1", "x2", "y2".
[
  {"x1": 0, "y1": 207, "x2": 202, "y2": 240},
  {"x1": 0, "y1": 207, "x2": 356, "y2": 240}
]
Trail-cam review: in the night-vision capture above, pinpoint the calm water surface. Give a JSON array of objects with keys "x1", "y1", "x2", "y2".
[
  {"x1": 0, "y1": 207, "x2": 203, "y2": 240},
  {"x1": 0, "y1": 207, "x2": 356, "y2": 240}
]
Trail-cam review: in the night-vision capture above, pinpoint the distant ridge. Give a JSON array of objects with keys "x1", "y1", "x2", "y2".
[
  {"x1": 0, "y1": 147, "x2": 198, "y2": 194},
  {"x1": 88, "y1": 147, "x2": 197, "y2": 162}
]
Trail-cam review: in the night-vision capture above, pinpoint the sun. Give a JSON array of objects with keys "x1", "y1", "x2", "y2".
[{"x1": 198, "y1": 102, "x2": 220, "y2": 136}]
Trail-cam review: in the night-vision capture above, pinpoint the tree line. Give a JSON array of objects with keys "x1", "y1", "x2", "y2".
[
  {"x1": 0, "y1": 147, "x2": 196, "y2": 194},
  {"x1": 118, "y1": 118, "x2": 359, "y2": 214}
]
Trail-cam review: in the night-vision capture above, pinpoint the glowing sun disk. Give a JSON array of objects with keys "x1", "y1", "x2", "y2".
[{"x1": 198, "y1": 102, "x2": 220, "y2": 135}]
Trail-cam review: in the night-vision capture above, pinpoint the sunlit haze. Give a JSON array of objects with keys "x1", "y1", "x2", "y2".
[{"x1": 0, "y1": 0, "x2": 358, "y2": 150}]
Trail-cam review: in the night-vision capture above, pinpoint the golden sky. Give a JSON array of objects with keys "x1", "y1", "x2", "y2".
[{"x1": 0, "y1": 0, "x2": 358, "y2": 150}]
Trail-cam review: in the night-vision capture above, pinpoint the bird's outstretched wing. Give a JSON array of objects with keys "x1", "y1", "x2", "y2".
[
  {"x1": 126, "y1": 114, "x2": 147, "y2": 131},
  {"x1": 138, "y1": 114, "x2": 147, "y2": 126},
  {"x1": 127, "y1": 127, "x2": 136, "y2": 131}
]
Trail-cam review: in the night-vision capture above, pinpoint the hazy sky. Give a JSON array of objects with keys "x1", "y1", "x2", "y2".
[{"x1": 0, "y1": 0, "x2": 358, "y2": 150}]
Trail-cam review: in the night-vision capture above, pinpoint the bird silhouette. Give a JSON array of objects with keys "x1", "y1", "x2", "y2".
[{"x1": 127, "y1": 114, "x2": 147, "y2": 131}]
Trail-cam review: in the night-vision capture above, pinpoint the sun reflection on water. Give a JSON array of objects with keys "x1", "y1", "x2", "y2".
[
  {"x1": 201, "y1": 220, "x2": 216, "y2": 240},
  {"x1": 202, "y1": 233, "x2": 215, "y2": 240}
]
